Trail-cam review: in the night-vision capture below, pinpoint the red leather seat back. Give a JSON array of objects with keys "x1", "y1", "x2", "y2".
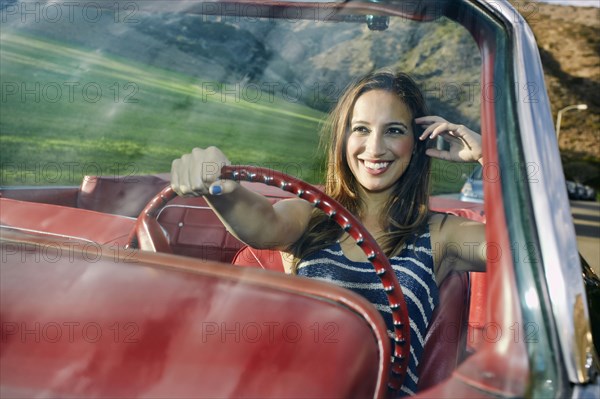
[
  {"x1": 157, "y1": 196, "x2": 245, "y2": 262},
  {"x1": 417, "y1": 271, "x2": 471, "y2": 391},
  {"x1": 1, "y1": 234, "x2": 390, "y2": 398},
  {"x1": 77, "y1": 175, "x2": 169, "y2": 217},
  {"x1": 0, "y1": 197, "x2": 135, "y2": 246},
  {"x1": 231, "y1": 246, "x2": 285, "y2": 272},
  {"x1": 157, "y1": 182, "x2": 294, "y2": 263}
]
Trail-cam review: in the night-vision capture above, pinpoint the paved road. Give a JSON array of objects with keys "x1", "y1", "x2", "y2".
[{"x1": 571, "y1": 200, "x2": 600, "y2": 276}]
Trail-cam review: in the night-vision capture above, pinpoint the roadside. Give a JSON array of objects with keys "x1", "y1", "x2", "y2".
[{"x1": 571, "y1": 200, "x2": 600, "y2": 276}]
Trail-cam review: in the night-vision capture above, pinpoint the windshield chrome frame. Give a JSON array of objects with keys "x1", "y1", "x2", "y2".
[{"x1": 483, "y1": 0, "x2": 596, "y2": 385}]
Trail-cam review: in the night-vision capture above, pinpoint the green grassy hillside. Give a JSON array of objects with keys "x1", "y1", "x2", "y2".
[{"x1": 0, "y1": 33, "x2": 324, "y2": 185}]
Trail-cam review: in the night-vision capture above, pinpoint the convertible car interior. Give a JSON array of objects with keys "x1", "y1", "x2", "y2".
[{"x1": 1, "y1": 171, "x2": 483, "y2": 396}]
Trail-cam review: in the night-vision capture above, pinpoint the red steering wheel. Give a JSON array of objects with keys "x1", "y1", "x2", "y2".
[{"x1": 127, "y1": 165, "x2": 411, "y2": 391}]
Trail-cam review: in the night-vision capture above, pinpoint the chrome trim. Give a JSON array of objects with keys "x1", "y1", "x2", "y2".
[{"x1": 486, "y1": 0, "x2": 594, "y2": 384}]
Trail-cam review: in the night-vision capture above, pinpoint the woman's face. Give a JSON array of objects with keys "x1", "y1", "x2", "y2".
[{"x1": 345, "y1": 89, "x2": 415, "y2": 194}]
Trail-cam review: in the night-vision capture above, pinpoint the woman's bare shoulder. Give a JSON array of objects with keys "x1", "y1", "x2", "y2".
[{"x1": 428, "y1": 212, "x2": 483, "y2": 233}]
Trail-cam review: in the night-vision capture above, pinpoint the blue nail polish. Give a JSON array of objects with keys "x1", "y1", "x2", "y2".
[{"x1": 211, "y1": 185, "x2": 222, "y2": 195}]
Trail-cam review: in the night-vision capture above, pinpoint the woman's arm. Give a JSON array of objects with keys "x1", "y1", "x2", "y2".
[
  {"x1": 416, "y1": 116, "x2": 486, "y2": 281},
  {"x1": 170, "y1": 146, "x2": 313, "y2": 251},
  {"x1": 430, "y1": 214, "x2": 486, "y2": 284}
]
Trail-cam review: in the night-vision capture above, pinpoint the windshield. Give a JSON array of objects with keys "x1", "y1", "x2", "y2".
[
  {"x1": 7, "y1": 1, "x2": 593, "y2": 398},
  {"x1": 1, "y1": 0, "x2": 480, "y2": 192}
]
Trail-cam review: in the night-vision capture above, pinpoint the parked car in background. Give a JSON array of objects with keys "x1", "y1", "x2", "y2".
[
  {"x1": 583, "y1": 185, "x2": 597, "y2": 201},
  {"x1": 567, "y1": 180, "x2": 578, "y2": 199},
  {"x1": 567, "y1": 180, "x2": 597, "y2": 201},
  {"x1": 1, "y1": 1, "x2": 598, "y2": 398},
  {"x1": 460, "y1": 164, "x2": 484, "y2": 203}
]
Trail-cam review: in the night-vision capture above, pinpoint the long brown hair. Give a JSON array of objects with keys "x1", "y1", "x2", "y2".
[{"x1": 290, "y1": 71, "x2": 431, "y2": 273}]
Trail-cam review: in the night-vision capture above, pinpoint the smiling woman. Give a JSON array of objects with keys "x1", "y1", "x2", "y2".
[
  {"x1": 170, "y1": 70, "x2": 486, "y2": 395},
  {"x1": 347, "y1": 89, "x2": 416, "y2": 191}
]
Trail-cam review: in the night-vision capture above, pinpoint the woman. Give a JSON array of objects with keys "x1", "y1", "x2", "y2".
[{"x1": 171, "y1": 71, "x2": 486, "y2": 395}]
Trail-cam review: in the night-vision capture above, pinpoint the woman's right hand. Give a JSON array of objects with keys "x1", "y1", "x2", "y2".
[
  {"x1": 170, "y1": 146, "x2": 239, "y2": 197},
  {"x1": 416, "y1": 116, "x2": 483, "y2": 164},
  {"x1": 170, "y1": 146, "x2": 311, "y2": 252}
]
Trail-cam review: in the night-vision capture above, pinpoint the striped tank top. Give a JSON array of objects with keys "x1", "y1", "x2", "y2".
[{"x1": 296, "y1": 228, "x2": 439, "y2": 396}]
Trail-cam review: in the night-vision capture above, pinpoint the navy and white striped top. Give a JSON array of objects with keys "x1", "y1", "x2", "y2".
[{"x1": 296, "y1": 228, "x2": 439, "y2": 396}]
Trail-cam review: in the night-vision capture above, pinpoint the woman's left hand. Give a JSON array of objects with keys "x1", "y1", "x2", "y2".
[{"x1": 415, "y1": 116, "x2": 483, "y2": 164}]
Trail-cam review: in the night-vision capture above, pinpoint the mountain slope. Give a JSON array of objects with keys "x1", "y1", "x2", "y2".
[{"x1": 521, "y1": 1, "x2": 599, "y2": 183}]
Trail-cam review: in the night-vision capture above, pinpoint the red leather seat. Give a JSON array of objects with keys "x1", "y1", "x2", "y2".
[
  {"x1": 232, "y1": 246, "x2": 472, "y2": 392},
  {"x1": 77, "y1": 174, "x2": 170, "y2": 217},
  {"x1": 232, "y1": 246, "x2": 285, "y2": 272},
  {"x1": 417, "y1": 271, "x2": 471, "y2": 391},
  {"x1": 1, "y1": 232, "x2": 391, "y2": 398}
]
